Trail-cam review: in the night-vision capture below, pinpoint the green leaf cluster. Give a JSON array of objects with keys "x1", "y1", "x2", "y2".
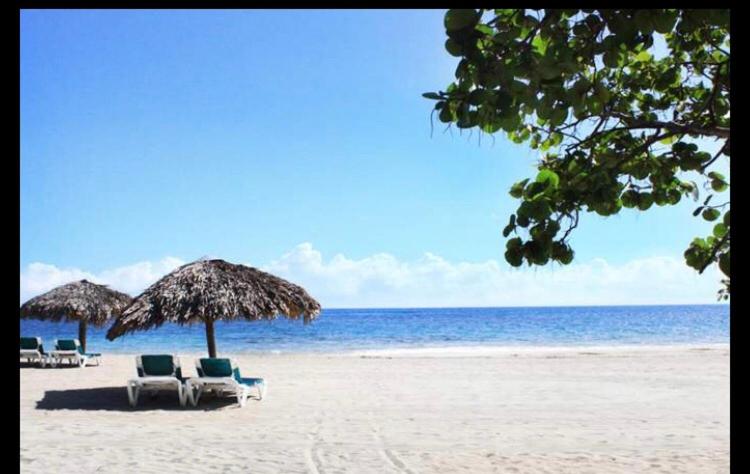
[{"x1": 425, "y1": 9, "x2": 730, "y2": 297}]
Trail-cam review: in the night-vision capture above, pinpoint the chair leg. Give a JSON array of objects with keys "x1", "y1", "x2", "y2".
[
  {"x1": 238, "y1": 387, "x2": 249, "y2": 407},
  {"x1": 185, "y1": 382, "x2": 194, "y2": 407},
  {"x1": 127, "y1": 383, "x2": 139, "y2": 407},
  {"x1": 177, "y1": 382, "x2": 185, "y2": 407},
  {"x1": 237, "y1": 390, "x2": 245, "y2": 407}
]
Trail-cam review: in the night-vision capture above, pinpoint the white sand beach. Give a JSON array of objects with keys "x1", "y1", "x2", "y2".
[{"x1": 20, "y1": 345, "x2": 729, "y2": 473}]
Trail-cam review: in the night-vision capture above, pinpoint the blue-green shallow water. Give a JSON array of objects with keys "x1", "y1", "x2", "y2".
[{"x1": 20, "y1": 305, "x2": 729, "y2": 354}]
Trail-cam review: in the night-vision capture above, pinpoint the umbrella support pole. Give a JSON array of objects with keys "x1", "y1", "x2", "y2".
[
  {"x1": 78, "y1": 320, "x2": 87, "y2": 353},
  {"x1": 206, "y1": 320, "x2": 217, "y2": 358}
]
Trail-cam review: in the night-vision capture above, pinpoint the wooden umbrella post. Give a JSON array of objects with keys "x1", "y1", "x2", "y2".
[
  {"x1": 79, "y1": 320, "x2": 87, "y2": 353},
  {"x1": 206, "y1": 319, "x2": 217, "y2": 358}
]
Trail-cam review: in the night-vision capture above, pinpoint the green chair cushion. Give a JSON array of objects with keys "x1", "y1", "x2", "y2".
[
  {"x1": 56, "y1": 339, "x2": 78, "y2": 351},
  {"x1": 199, "y1": 358, "x2": 262, "y2": 386},
  {"x1": 20, "y1": 337, "x2": 39, "y2": 350},
  {"x1": 199, "y1": 358, "x2": 233, "y2": 378},
  {"x1": 141, "y1": 355, "x2": 176, "y2": 376}
]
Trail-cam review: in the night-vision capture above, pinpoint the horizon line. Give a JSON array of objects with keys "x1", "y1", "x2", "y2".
[{"x1": 319, "y1": 302, "x2": 729, "y2": 311}]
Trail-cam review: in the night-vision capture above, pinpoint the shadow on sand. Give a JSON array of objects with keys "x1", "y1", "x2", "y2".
[
  {"x1": 20, "y1": 362, "x2": 87, "y2": 369},
  {"x1": 36, "y1": 387, "x2": 259, "y2": 411}
]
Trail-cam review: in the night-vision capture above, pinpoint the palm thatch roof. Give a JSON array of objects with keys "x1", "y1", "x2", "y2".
[
  {"x1": 106, "y1": 259, "x2": 321, "y2": 340},
  {"x1": 20, "y1": 279, "x2": 132, "y2": 326}
]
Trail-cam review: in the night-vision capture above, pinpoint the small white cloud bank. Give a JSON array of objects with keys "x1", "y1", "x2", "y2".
[
  {"x1": 20, "y1": 244, "x2": 724, "y2": 307},
  {"x1": 261, "y1": 243, "x2": 724, "y2": 307},
  {"x1": 20, "y1": 257, "x2": 185, "y2": 303}
]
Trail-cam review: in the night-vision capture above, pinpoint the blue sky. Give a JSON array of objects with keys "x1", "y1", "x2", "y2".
[{"x1": 20, "y1": 10, "x2": 728, "y2": 306}]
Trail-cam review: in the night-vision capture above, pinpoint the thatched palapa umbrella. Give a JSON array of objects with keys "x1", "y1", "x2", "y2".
[
  {"x1": 20, "y1": 280, "x2": 132, "y2": 352},
  {"x1": 106, "y1": 259, "x2": 322, "y2": 357}
]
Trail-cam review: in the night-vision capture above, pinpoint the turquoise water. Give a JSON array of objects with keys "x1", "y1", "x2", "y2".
[{"x1": 20, "y1": 305, "x2": 729, "y2": 354}]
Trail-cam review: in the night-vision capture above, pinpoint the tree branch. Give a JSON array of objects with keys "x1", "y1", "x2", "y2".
[
  {"x1": 610, "y1": 113, "x2": 730, "y2": 139},
  {"x1": 700, "y1": 140, "x2": 729, "y2": 172},
  {"x1": 698, "y1": 233, "x2": 729, "y2": 274}
]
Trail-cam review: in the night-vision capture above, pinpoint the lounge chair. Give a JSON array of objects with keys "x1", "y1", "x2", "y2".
[
  {"x1": 48, "y1": 339, "x2": 101, "y2": 367},
  {"x1": 127, "y1": 354, "x2": 186, "y2": 407},
  {"x1": 20, "y1": 337, "x2": 49, "y2": 367},
  {"x1": 185, "y1": 358, "x2": 266, "y2": 407}
]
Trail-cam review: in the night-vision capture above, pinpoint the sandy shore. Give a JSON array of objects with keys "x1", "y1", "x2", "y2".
[{"x1": 20, "y1": 345, "x2": 729, "y2": 473}]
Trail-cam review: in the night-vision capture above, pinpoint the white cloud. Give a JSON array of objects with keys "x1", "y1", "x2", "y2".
[
  {"x1": 261, "y1": 243, "x2": 724, "y2": 307},
  {"x1": 20, "y1": 257, "x2": 185, "y2": 303},
  {"x1": 20, "y1": 244, "x2": 724, "y2": 307}
]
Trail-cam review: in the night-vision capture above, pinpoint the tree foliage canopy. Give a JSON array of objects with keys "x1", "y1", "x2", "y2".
[{"x1": 425, "y1": 9, "x2": 730, "y2": 297}]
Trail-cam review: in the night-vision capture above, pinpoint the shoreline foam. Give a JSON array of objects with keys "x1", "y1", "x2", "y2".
[{"x1": 89, "y1": 342, "x2": 730, "y2": 358}]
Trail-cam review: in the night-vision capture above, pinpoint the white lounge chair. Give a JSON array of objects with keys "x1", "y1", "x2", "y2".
[
  {"x1": 185, "y1": 358, "x2": 266, "y2": 408},
  {"x1": 48, "y1": 339, "x2": 101, "y2": 367},
  {"x1": 127, "y1": 354, "x2": 186, "y2": 407},
  {"x1": 20, "y1": 337, "x2": 49, "y2": 367}
]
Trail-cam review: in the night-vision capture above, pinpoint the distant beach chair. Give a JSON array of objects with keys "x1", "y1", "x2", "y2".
[
  {"x1": 186, "y1": 358, "x2": 266, "y2": 407},
  {"x1": 48, "y1": 339, "x2": 101, "y2": 368},
  {"x1": 127, "y1": 354, "x2": 186, "y2": 407},
  {"x1": 20, "y1": 337, "x2": 49, "y2": 367}
]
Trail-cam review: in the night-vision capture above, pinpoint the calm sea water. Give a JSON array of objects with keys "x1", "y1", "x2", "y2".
[{"x1": 20, "y1": 305, "x2": 729, "y2": 354}]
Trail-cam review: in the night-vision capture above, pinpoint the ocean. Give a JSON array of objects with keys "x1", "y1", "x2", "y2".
[{"x1": 20, "y1": 304, "x2": 729, "y2": 355}]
